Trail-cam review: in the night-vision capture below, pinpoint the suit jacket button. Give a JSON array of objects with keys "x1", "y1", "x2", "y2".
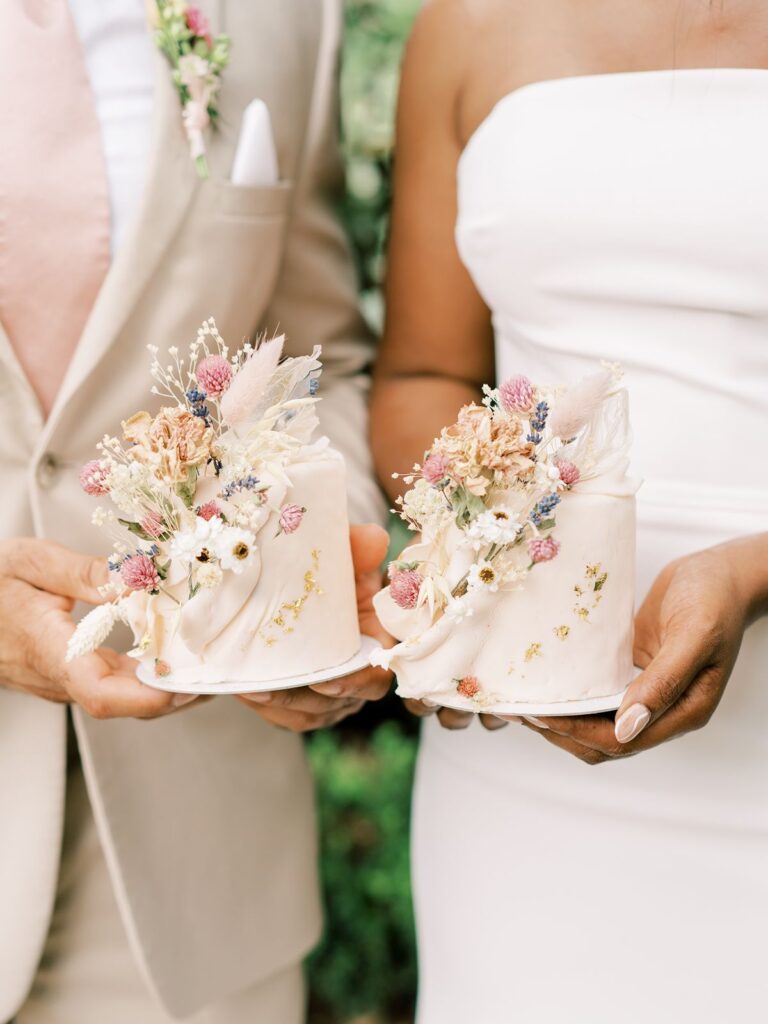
[{"x1": 37, "y1": 452, "x2": 60, "y2": 489}]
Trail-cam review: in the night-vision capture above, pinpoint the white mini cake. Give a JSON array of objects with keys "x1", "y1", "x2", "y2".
[
  {"x1": 124, "y1": 449, "x2": 359, "y2": 686},
  {"x1": 372, "y1": 368, "x2": 638, "y2": 711},
  {"x1": 69, "y1": 321, "x2": 360, "y2": 688}
]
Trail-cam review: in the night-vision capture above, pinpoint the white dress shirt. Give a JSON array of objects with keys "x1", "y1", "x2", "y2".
[{"x1": 68, "y1": 0, "x2": 155, "y2": 254}]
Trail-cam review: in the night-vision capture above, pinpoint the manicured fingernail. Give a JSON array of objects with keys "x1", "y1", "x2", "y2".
[
  {"x1": 615, "y1": 704, "x2": 651, "y2": 744},
  {"x1": 245, "y1": 692, "x2": 273, "y2": 704},
  {"x1": 314, "y1": 683, "x2": 343, "y2": 697},
  {"x1": 421, "y1": 698, "x2": 438, "y2": 708},
  {"x1": 172, "y1": 693, "x2": 197, "y2": 708},
  {"x1": 524, "y1": 716, "x2": 549, "y2": 730},
  {"x1": 497, "y1": 715, "x2": 522, "y2": 723}
]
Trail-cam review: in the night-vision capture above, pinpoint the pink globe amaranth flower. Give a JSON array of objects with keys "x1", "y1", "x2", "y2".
[
  {"x1": 196, "y1": 500, "x2": 222, "y2": 522},
  {"x1": 529, "y1": 537, "x2": 561, "y2": 564},
  {"x1": 457, "y1": 675, "x2": 481, "y2": 699},
  {"x1": 121, "y1": 554, "x2": 161, "y2": 593},
  {"x1": 185, "y1": 6, "x2": 212, "y2": 42},
  {"x1": 421, "y1": 453, "x2": 450, "y2": 485},
  {"x1": 499, "y1": 375, "x2": 536, "y2": 414},
  {"x1": 555, "y1": 458, "x2": 581, "y2": 487},
  {"x1": 389, "y1": 569, "x2": 424, "y2": 610},
  {"x1": 79, "y1": 460, "x2": 110, "y2": 496},
  {"x1": 141, "y1": 512, "x2": 165, "y2": 538},
  {"x1": 196, "y1": 355, "x2": 233, "y2": 399},
  {"x1": 279, "y1": 504, "x2": 305, "y2": 534}
]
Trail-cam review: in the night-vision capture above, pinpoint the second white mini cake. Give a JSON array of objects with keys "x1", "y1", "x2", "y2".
[{"x1": 372, "y1": 368, "x2": 638, "y2": 711}]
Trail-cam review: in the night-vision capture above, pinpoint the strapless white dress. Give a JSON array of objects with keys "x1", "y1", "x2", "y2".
[{"x1": 412, "y1": 69, "x2": 768, "y2": 1023}]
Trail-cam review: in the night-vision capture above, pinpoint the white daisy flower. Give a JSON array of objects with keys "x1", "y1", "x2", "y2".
[
  {"x1": 467, "y1": 560, "x2": 500, "y2": 593},
  {"x1": 465, "y1": 509, "x2": 521, "y2": 550},
  {"x1": 215, "y1": 526, "x2": 257, "y2": 574},
  {"x1": 170, "y1": 515, "x2": 225, "y2": 566}
]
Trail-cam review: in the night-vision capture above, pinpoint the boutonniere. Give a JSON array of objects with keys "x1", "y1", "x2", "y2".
[{"x1": 151, "y1": 1, "x2": 230, "y2": 179}]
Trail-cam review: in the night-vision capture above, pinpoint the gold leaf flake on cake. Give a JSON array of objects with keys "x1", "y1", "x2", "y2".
[
  {"x1": 553, "y1": 625, "x2": 570, "y2": 641},
  {"x1": 259, "y1": 551, "x2": 322, "y2": 646},
  {"x1": 574, "y1": 584, "x2": 584, "y2": 597},
  {"x1": 576, "y1": 607, "x2": 590, "y2": 622},
  {"x1": 593, "y1": 572, "x2": 608, "y2": 592},
  {"x1": 507, "y1": 661, "x2": 516, "y2": 675},
  {"x1": 524, "y1": 642, "x2": 542, "y2": 662},
  {"x1": 585, "y1": 563, "x2": 602, "y2": 579}
]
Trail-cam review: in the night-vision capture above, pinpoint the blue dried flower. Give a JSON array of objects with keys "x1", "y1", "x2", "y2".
[
  {"x1": 186, "y1": 388, "x2": 206, "y2": 404},
  {"x1": 527, "y1": 401, "x2": 550, "y2": 444},
  {"x1": 220, "y1": 475, "x2": 260, "y2": 500},
  {"x1": 530, "y1": 492, "x2": 560, "y2": 525},
  {"x1": 309, "y1": 377, "x2": 320, "y2": 396}
]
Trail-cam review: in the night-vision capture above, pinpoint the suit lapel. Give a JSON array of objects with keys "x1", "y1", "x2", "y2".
[
  {"x1": 43, "y1": 0, "x2": 226, "y2": 438},
  {"x1": 44, "y1": 45, "x2": 197, "y2": 435}
]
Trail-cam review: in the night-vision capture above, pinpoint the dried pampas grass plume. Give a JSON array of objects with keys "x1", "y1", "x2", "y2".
[
  {"x1": 548, "y1": 369, "x2": 616, "y2": 440},
  {"x1": 220, "y1": 334, "x2": 285, "y2": 428}
]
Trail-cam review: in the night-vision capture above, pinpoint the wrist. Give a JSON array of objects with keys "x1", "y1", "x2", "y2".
[{"x1": 725, "y1": 533, "x2": 768, "y2": 625}]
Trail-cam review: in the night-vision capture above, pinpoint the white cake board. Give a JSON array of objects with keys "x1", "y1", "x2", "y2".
[
  {"x1": 422, "y1": 687, "x2": 629, "y2": 718},
  {"x1": 137, "y1": 635, "x2": 381, "y2": 696}
]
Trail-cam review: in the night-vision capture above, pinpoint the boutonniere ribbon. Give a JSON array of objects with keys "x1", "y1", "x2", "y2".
[{"x1": 151, "y1": 1, "x2": 230, "y2": 179}]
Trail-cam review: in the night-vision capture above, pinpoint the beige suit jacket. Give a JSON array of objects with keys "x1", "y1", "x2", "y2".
[{"x1": 0, "y1": 1, "x2": 384, "y2": 1018}]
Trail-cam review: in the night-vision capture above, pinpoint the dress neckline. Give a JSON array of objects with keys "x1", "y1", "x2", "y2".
[{"x1": 459, "y1": 66, "x2": 768, "y2": 167}]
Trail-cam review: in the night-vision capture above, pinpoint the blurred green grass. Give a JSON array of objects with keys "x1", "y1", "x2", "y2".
[{"x1": 306, "y1": 4, "x2": 420, "y2": 1023}]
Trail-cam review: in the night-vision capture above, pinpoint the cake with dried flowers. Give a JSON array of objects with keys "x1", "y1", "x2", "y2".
[
  {"x1": 370, "y1": 367, "x2": 638, "y2": 711},
  {"x1": 69, "y1": 319, "x2": 360, "y2": 688}
]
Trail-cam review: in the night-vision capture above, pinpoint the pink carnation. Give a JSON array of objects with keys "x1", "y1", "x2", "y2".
[
  {"x1": 196, "y1": 355, "x2": 233, "y2": 399},
  {"x1": 279, "y1": 504, "x2": 305, "y2": 534},
  {"x1": 141, "y1": 512, "x2": 165, "y2": 538},
  {"x1": 185, "y1": 6, "x2": 212, "y2": 42},
  {"x1": 121, "y1": 554, "x2": 160, "y2": 593},
  {"x1": 79, "y1": 460, "x2": 110, "y2": 496},
  {"x1": 499, "y1": 375, "x2": 536, "y2": 414},
  {"x1": 529, "y1": 537, "x2": 561, "y2": 564},
  {"x1": 389, "y1": 569, "x2": 424, "y2": 610},
  {"x1": 422, "y1": 453, "x2": 450, "y2": 485},
  {"x1": 196, "y1": 501, "x2": 222, "y2": 522},
  {"x1": 555, "y1": 459, "x2": 580, "y2": 487},
  {"x1": 457, "y1": 675, "x2": 481, "y2": 699}
]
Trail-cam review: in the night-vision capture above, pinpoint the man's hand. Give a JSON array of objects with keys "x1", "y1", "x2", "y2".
[
  {"x1": 0, "y1": 538, "x2": 195, "y2": 719},
  {"x1": 238, "y1": 523, "x2": 393, "y2": 732},
  {"x1": 508, "y1": 536, "x2": 768, "y2": 763}
]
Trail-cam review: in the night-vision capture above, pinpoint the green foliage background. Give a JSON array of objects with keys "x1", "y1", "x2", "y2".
[{"x1": 306, "y1": 3, "x2": 421, "y2": 1023}]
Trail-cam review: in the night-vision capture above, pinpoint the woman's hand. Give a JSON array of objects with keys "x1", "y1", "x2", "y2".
[
  {"x1": 238, "y1": 524, "x2": 393, "y2": 732},
  {"x1": 514, "y1": 535, "x2": 768, "y2": 763},
  {"x1": 404, "y1": 698, "x2": 509, "y2": 732},
  {"x1": 0, "y1": 538, "x2": 194, "y2": 718}
]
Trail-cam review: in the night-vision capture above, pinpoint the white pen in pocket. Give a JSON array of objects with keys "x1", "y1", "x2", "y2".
[{"x1": 230, "y1": 98, "x2": 279, "y2": 187}]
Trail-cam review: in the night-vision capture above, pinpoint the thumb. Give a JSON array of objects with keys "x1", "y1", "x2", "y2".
[
  {"x1": 614, "y1": 630, "x2": 708, "y2": 744},
  {"x1": 10, "y1": 539, "x2": 109, "y2": 605},
  {"x1": 349, "y1": 524, "x2": 389, "y2": 576}
]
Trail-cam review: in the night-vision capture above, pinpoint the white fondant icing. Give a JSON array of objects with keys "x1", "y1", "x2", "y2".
[{"x1": 133, "y1": 448, "x2": 360, "y2": 685}]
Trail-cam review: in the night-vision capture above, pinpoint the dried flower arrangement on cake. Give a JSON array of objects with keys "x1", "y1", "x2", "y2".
[
  {"x1": 382, "y1": 364, "x2": 626, "y2": 629},
  {"x1": 68, "y1": 320, "x2": 324, "y2": 665}
]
